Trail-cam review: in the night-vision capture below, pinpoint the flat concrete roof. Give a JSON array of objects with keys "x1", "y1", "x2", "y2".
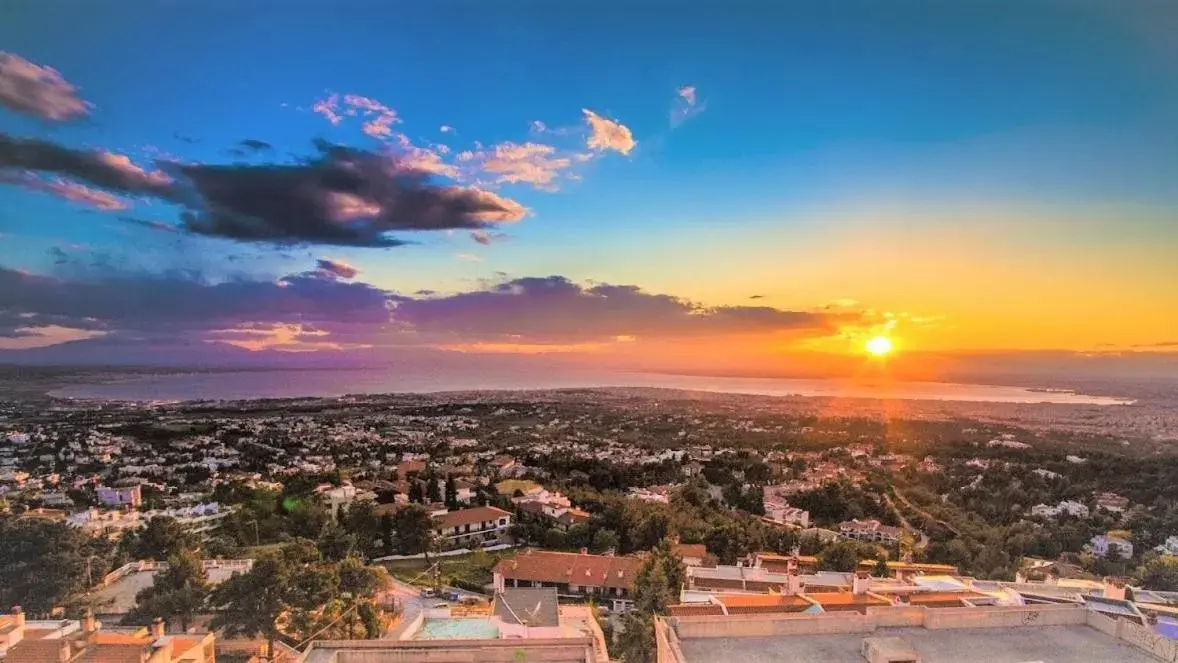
[
  {"x1": 677, "y1": 625, "x2": 1158, "y2": 663},
  {"x1": 90, "y1": 567, "x2": 244, "y2": 615}
]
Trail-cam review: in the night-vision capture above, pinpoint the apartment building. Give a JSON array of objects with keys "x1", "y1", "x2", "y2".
[{"x1": 432, "y1": 506, "x2": 513, "y2": 549}]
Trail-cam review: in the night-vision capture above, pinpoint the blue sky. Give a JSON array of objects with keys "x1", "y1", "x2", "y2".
[{"x1": 0, "y1": 0, "x2": 1175, "y2": 364}]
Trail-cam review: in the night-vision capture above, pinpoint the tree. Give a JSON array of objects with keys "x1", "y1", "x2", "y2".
[
  {"x1": 0, "y1": 518, "x2": 118, "y2": 615},
  {"x1": 393, "y1": 504, "x2": 435, "y2": 561},
  {"x1": 591, "y1": 529, "x2": 620, "y2": 554},
  {"x1": 444, "y1": 476, "x2": 458, "y2": 509},
  {"x1": 615, "y1": 611, "x2": 655, "y2": 663},
  {"x1": 408, "y1": 481, "x2": 425, "y2": 504},
  {"x1": 1135, "y1": 555, "x2": 1178, "y2": 591},
  {"x1": 873, "y1": 555, "x2": 890, "y2": 578},
  {"x1": 818, "y1": 540, "x2": 861, "y2": 572},
  {"x1": 131, "y1": 517, "x2": 197, "y2": 561},
  {"x1": 426, "y1": 476, "x2": 442, "y2": 503},
  {"x1": 125, "y1": 550, "x2": 209, "y2": 631},
  {"x1": 341, "y1": 501, "x2": 381, "y2": 560},
  {"x1": 317, "y1": 522, "x2": 357, "y2": 562},
  {"x1": 208, "y1": 554, "x2": 295, "y2": 659}
]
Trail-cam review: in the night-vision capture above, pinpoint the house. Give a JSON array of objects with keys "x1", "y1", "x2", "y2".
[
  {"x1": 1095, "y1": 492, "x2": 1130, "y2": 514},
  {"x1": 838, "y1": 519, "x2": 902, "y2": 544},
  {"x1": 96, "y1": 484, "x2": 142, "y2": 508},
  {"x1": 490, "y1": 456, "x2": 518, "y2": 476},
  {"x1": 493, "y1": 549, "x2": 643, "y2": 612},
  {"x1": 433, "y1": 506, "x2": 513, "y2": 549},
  {"x1": 1090, "y1": 534, "x2": 1134, "y2": 559},
  {"x1": 1154, "y1": 535, "x2": 1178, "y2": 556},
  {"x1": 3, "y1": 610, "x2": 214, "y2": 663},
  {"x1": 673, "y1": 543, "x2": 708, "y2": 567},
  {"x1": 1030, "y1": 501, "x2": 1089, "y2": 519},
  {"x1": 317, "y1": 483, "x2": 375, "y2": 520},
  {"x1": 764, "y1": 502, "x2": 809, "y2": 528}
]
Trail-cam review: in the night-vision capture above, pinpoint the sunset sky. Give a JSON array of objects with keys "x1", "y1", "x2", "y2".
[{"x1": 1, "y1": 1, "x2": 1176, "y2": 377}]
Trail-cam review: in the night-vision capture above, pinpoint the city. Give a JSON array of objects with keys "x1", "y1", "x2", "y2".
[{"x1": 2, "y1": 1, "x2": 1178, "y2": 661}]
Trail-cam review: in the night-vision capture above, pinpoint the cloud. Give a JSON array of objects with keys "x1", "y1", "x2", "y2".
[
  {"x1": 312, "y1": 93, "x2": 343, "y2": 125},
  {"x1": 119, "y1": 217, "x2": 180, "y2": 233},
  {"x1": 176, "y1": 141, "x2": 526, "y2": 246},
  {"x1": 389, "y1": 275, "x2": 855, "y2": 343},
  {"x1": 0, "y1": 171, "x2": 127, "y2": 210},
  {"x1": 582, "y1": 109, "x2": 636, "y2": 155},
  {"x1": 530, "y1": 120, "x2": 547, "y2": 133},
  {"x1": 0, "y1": 52, "x2": 91, "y2": 122},
  {"x1": 440, "y1": 125, "x2": 455, "y2": 134},
  {"x1": 0, "y1": 133, "x2": 175, "y2": 197},
  {"x1": 464, "y1": 141, "x2": 574, "y2": 189},
  {"x1": 671, "y1": 85, "x2": 705, "y2": 126},
  {"x1": 469, "y1": 230, "x2": 508, "y2": 245},
  {"x1": 454, "y1": 253, "x2": 484, "y2": 263},
  {"x1": 313, "y1": 93, "x2": 401, "y2": 139},
  {"x1": 238, "y1": 139, "x2": 272, "y2": 152},
  {"x1": 0, "y1": 265, "x2": 392, "y2": 345},
  {"x1": 315, "y1": 258, "x2": 359, "y2": 279}
]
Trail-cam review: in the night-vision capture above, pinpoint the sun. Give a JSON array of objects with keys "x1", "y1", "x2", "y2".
[{"x1": 865, "y1": 336, "x2": 894, "y2": 357}]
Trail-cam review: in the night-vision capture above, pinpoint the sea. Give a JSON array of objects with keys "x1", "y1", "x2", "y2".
[{"x1": 47, "y1": 367, "x2": 1134, "y2": 406}]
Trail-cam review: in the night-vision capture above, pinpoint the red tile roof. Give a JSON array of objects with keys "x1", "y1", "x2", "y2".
[
  {"x1": 434, "y1": 506, "x2": 512, "y2": 530},
  {"x1": 494, "y1": 550, "x2": 643, "y2": 590},
  {"x1": 673, "y1": 544, "x2": 707, "y2": 559}
]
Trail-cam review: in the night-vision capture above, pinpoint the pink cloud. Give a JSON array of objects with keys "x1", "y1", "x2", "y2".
[
  {"x1": 0, "y1": 52, "x2": 91, "y2": 122},
  {"x1": 470, "y1": 141, "x2": 573, "y2": 188},
  {"x1": 316, "y1": 258, "x2": 360, "y2": 279},
  {"x1": 95, "y1": 151, "x2": 173, "y2": 187},
  {"x1": 0, "y1": 171, "x2": 128, "y2": 210},
  {"x1": 582, "y1": 109, "x2": 636, "y2": 154},
  {"x1": 671, "y1": 85, "x2": 706, "y2": 126},
  {"x1": 312, "y1": 93, "x2": 343, "y2": 125},
  {"x1": 0, "y1": 324, "x2": 106, "y2": 350}
]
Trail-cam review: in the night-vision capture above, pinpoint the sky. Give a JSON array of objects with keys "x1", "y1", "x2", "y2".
[{"x1": 1, "y1": 1, "x2": 1176, "y2": 379}]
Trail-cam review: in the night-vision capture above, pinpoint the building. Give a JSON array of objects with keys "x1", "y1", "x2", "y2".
[
  {"x1": 1154, "y1": 535, "x2": 1178, "y2": 556},
  {"x1": 1096, "y1": 492, "x2": 1131, "y2": 514},
  {"x1": 493, "y1": 549, "x2": 643, "y2": 612},
  {"x1": 673, "y1": 544, "x2": 707, "y2": 568},
  {"x1": 96, "y1": 484, "x2": 142, "y2": 508},
  {"x1": 1090, "y1": 534, "x2": 1134, "y2": 559},
  {"x1": 764, "y1": 501, "x2": 809, "y2": 528},
  {"x1": 839, "y1": 519, "x2": 903, "y2": 544},
  {"x1": 86, "y1": 559, "x2": 254, "y2": 617},
  {"x1": 432, "y1": 506, "x2": 513, "y2": 549},
  {"x1": 298, "y1": 589, "x2": 608, "y2": 662},
  {"x1": 1030, "y1": 500, "x2": 1090, "y2": 519},
  {"x1": 317, "y1": 483, "x2": 375, "y2": 520},
  {"x1": 656, "y1": 601, "x2": 1173, "y2": 663},
  {"x1": 3, "y1": 609, "x2": 215, "y2": 663}
]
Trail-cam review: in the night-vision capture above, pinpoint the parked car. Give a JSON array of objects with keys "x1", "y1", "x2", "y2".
[{"x1": 419, "y1": 587, "x2": 439, "y2": 598}]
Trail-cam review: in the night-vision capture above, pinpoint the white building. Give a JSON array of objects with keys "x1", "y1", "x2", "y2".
[
  {"x1": 1154, "y1": 535, "x2": 1178, "y2": 556},
  {"x1": 838, "y1": 519, "x2": 902, "y2": 544},
  {"x1": 1030, "y1": 501, "x2": 1089, "y2": 519},
  {"x1": 1090, "y1": 534, "x2": 1133, "y2": 559},
  {"x1": 764, "y1": 501, "x2": 809, "y2": 528}
]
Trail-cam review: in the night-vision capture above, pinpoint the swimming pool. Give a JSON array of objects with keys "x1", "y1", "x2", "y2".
[{"x1": 415, "y1": 618, "x2": 501, "y2": 640}]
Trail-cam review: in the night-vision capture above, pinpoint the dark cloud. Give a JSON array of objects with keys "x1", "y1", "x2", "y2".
[
  {"x1": 470, "y1": 230, "x2": 509, "y2": 245},
  {"x1": 0, "y1": 266, "x2": 391, "y2": 339},
  {"x1": 315, "y1": 258, "x2": 360, "y2": 279},
  {"x1": 0, "y1": 133, "x2": 175, "y2": 197},
  {"x1": 390, "y1": 275, "x2": 854, "y2": 342},
  {"x1": 175, "y1": 141, "x2": 526, "y2": 247},
  {"x1": 238, "y1": 139, "x2": 273, "y2": 152},
  {"x1": 1132, "y1": 341, "x2": 1178, "y2": 349},
  {"x1": 1, "y1": 134, "x2": 527, "y2": 248},
  {"x1": 748, "y1": 294, "x2": 764, "y2": 300},
  {"x1": 118, "y1": 216, "x2": 180, "y2": 233}
]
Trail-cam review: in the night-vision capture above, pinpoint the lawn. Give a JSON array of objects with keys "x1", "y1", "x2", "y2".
[{"x1": 381, "y1": 549, "x2": 510, "y2": 592}]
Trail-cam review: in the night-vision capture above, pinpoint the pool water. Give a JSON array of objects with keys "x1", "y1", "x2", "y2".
[{"x1": 415, "y1": 618, "x2": 501, "y2": 640}]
